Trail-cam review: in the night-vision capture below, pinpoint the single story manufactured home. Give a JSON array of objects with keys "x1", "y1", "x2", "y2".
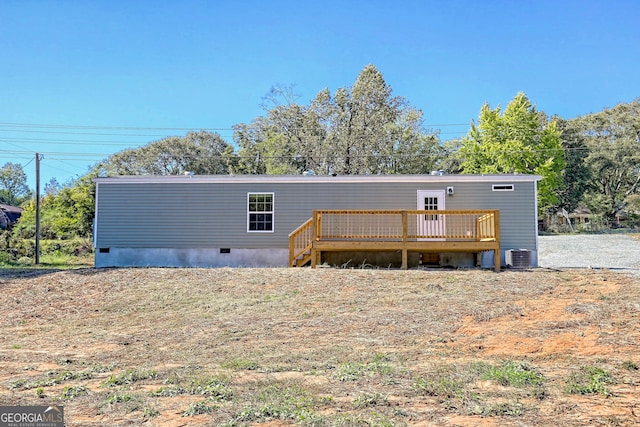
[{"x1": 93, "y1": 174, "x2": 541, "y2": 270}]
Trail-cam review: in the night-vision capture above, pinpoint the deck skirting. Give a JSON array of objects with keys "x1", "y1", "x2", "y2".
[{"x1": 312, "y1": 239, "x2": 500, "y2": 271}]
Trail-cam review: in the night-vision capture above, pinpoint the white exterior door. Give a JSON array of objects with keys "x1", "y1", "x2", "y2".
[{"x1": 417, "y1": 190, "x2": 446, "y2": 239}]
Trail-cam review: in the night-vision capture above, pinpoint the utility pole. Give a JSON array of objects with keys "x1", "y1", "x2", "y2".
[{"x1": 35, "y1": 153, "x2": 41, "y2": 264}]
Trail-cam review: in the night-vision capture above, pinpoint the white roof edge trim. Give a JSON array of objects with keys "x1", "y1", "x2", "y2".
[{"x1": 93, "y1": 174, "x2": 542, "y2": 184}]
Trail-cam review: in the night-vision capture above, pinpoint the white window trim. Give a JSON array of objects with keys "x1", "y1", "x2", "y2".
[
  {"x1": 492, "y1": 184, "x2": 515, "y2": 191},
  {"x1": 247, "y1": 192, "x2": 275, "y2": 233}
]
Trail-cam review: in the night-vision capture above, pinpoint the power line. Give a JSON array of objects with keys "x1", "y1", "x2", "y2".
[
  {"x1": 44, "y1": 159, "x2": 89, "y2": 177},
  {"x1": 0, "y1": 119, "x2": 593, "y2": 180},
  {"x1": 0, "y1": 147, "x2": 583, "y2": 165},
  {"x1": 1, "y1": 130, "x2": 462, "y2": 147},
  {"x1": 1, "y1": 128, "x2": 177, "y2": 138},
  {"x1": 3, "y1": 137, "x2": 159, "y2": 145},
  {"x1": 0, "y1": 149, "x2": 111, "y2": 157},
  {"x1": 0, "y1": 122, "x2": 232, "y2": 131},
  {"x1": 0, "y1": 121, "x2": 471, "y2": 130},
  {"x1": 0, "y1": 121, "x2": 473, "y2": 157},
  {"x1": 0, "y1": 136, "x2": 235, "y2": 146}
]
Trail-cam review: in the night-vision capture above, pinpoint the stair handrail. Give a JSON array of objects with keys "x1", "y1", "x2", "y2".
[{"x1": 288, "y1": 217, "x2": 314, "y2": 267}]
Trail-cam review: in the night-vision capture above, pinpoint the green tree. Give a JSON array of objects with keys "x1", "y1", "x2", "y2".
[
  {"x1": 554, "y1": 117, "x2": 591, "y2": 212},
  {"x1": 13, "y1": 173, "x2": 96, "y2": 241},
  {"x1": 336, "y1": 65, "x2": 401, "y2": 174},
  {"x1": 459, "y1": 93, "x2": 565, "y2": 213},
  {"x1": 44, "y1": 177, "x2": 62, "y2": 197},
  {"x1": 0, "y1": 162, "x2": 31, "y2": 206},
  {"x1": 323, "y1": 65, "x2": 439, "y2": 175},
  {"x1": 575, "y1": 99, "x2": 640, "y2": 221},
  {"x1": 435, "y1": 138, "x2": 464, "y2": 174},
  {"x1": 234, "y1": 84, "x2": 335, "y2": 175},
  {"x1": 232, "y1": 117, "x2": 270, "y2": 174},
  {"x1": 98, "y1": 131, "x2": 235, "y2": 176},
  {"x1": 233, "y1": 65, "x2": 439, "y2": 175}
]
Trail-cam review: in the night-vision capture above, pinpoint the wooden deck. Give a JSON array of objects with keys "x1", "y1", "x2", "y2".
[{"x1": 289, "y1": 210, "x2": 501, "y2": 271}]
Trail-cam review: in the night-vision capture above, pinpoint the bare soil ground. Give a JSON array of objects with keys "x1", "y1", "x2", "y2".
[{"x1": 0, "y1": 266, "x2": 639, "y2": 426}]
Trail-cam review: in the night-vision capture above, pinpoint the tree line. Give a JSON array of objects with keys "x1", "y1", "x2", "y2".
[{"x1": 1, "y1": 64, "x2": 639, "y2": 260}]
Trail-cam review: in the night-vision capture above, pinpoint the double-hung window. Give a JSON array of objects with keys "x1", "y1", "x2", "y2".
[{"x1": 247, "y1": 193, "x2": 274, "y2": 232}]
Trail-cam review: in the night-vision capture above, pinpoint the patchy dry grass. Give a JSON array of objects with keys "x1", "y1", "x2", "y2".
[{"x1": 0, "y1": 267, "x2": 639, "y2": 426}]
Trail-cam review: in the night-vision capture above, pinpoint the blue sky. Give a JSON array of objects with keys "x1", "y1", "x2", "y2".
[{"x1": 1, "y1": 0, "x2": 639, "y2": 189}]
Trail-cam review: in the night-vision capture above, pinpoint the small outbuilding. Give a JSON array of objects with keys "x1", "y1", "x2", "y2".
[
  {"x1": 93, "y1": 174, "x2": 541, "y2": 270},
  {"x1": 0, "y1": 204, "x2": 24, "y2": 230}
]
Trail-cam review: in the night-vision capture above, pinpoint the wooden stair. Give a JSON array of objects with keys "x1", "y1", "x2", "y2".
[{"x1": 293, "y1": 250, "x2": 312, "y2": 267}]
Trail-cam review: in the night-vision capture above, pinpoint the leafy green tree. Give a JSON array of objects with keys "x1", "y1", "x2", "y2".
[
  {"x1": 13, "y1": 173, "x2": 96, "y2": 240},
  {"x1": 574, "y1": 99, "x2": 640, "y2": 221},
  {"x1": 265, "y1": 85, "x2": 327, "y2": 173},
  {"x1": 51, "y1": 175, "x2": 96, "y2": 238},
  {"x1": 232, "y1": 118, "x2": 270, "y2": 174},
  {"x1": 553, "y1": 117, "x2": 591, "y2": 212},
  {"x1": 435, "y1": 138, "x2": 464, "y2": 174},
  {"x1": 234, "y1": 84, "x2": 336, "y2": 175},
  {"x1": 327, "y1": 65, "x2": 440, "y2": 175},
  {"x1": 336, "y1": 65, "x2": 401, "y2": 174},
  {"x1": 98, "y1": 131, "x2": 235, "y2": 176},
  {"x1": 0, "y1": 162, "x2": 31, "y2": 206},
  {"x1": 44, "y1": 177, "x2": 62, "y2": 197},
  {"x1": 459, "y1": 93, "x2": 565, "y2": 213},
  {"x1": 233, "y1": 65, "x2": 440, "y2": 175}
]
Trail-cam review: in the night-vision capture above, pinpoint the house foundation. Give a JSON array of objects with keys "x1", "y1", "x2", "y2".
[{"x1": 95, "y1": 248, "x2": 289, "y2": 268}]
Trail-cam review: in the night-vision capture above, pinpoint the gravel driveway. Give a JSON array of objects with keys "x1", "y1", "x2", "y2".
[{"x1": 538, "y1": 234, "x2": 640, "y2": 275}]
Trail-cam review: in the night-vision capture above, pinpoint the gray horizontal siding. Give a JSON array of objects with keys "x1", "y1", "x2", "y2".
[
  {"x1": 443, "y1": 182, "x2": 537, "y2": 250},
  {"x1": 96, "y1": 179, "x2": 537, "y2": 251}
]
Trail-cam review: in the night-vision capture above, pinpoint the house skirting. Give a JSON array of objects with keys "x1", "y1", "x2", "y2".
[
  {"x1": 94, "y1": 247, "x2": 537, "y2": 269},
  {"x1": 94, "y1": 248, "x2": 290, "y2": 268}
]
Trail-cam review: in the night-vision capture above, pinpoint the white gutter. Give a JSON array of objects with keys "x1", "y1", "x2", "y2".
[{"x1": 93, "y1": 174, "x2": 542, "y2": 185}]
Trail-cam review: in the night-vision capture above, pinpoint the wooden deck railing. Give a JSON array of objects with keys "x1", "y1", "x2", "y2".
[
  {"x1": 288, "y1": 217, "x2": 314, "y2": 268},
  {"x1": 288, "y1": 210, "x2": 501, "y2": 271}
]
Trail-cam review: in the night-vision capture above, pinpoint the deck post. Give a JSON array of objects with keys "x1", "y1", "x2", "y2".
[
  {"x1": 311, "y1": 210, "x2": 319, "y2": 268},
  {"x1": 288, "y1": 216, "x2": 302, "y2": 268},
  {"x1": 494, "y1": 210, "x2": 501, "y2": 272},
  {"x1": 288, "y1": 233, "x2": 295, "y2": 267},
  {"x1": 401, "y1": 210, "x2": 408, "y2": 269}
]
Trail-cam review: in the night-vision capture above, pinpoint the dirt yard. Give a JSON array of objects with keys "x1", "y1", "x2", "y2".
[{"x1": 0, "y1": 266, "x2": 638, "y2": 426}]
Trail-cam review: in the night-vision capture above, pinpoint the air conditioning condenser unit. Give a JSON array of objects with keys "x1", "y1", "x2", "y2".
[{"x1": 505, "y1": 249, "x2": 531, "y2": 269}]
